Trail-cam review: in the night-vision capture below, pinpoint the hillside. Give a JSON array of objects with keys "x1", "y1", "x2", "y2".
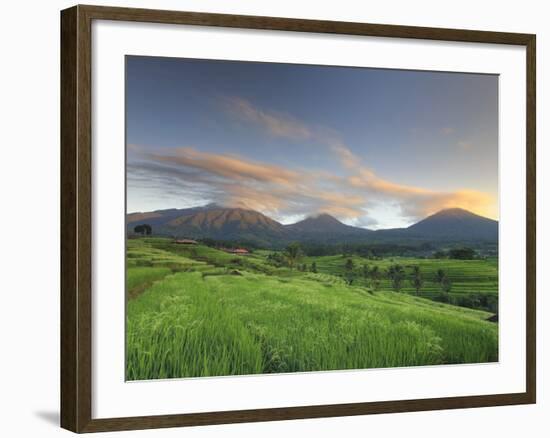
[
  {"x1": 406, "y1": 208, "x2": 498, "y2": 241},
  {"x1": 127, "y1": 205, "x2": 498, "y2": 246}
]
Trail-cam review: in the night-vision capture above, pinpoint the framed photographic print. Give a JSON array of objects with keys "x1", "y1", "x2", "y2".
[{"x1": 60, "y1": 4, "x2": 536, "y2": 433}]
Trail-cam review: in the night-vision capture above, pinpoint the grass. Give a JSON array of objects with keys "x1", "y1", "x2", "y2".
[
  {"x1": 126, "y1": 266, "x2": 172, "y2": 299},
  {"x1": 126, "y1": 238, "x2": 498, "y2": 380}
]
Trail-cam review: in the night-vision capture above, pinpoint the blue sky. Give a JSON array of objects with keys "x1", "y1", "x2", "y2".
[{"x1": 126, "y1": 56, "x2": 498, "y2": 229}]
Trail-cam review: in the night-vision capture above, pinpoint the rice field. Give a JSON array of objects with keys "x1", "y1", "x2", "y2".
[
  {"x1": 126, "y1": 238, "x2": 498, "y2": 380},
  {"x1": 303, "y1": 254, "x2": 498, "y2": 308}
]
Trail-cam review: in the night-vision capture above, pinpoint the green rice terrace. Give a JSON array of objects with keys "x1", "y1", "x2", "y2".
[{"x1": 126, "y1": 238, "x2": 498, "y2": 380}]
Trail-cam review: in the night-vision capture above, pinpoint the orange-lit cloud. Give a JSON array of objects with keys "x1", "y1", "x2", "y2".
[
  {"x1": 150, "y1": 147, "x2": 300, "y2": 187},
  {"x1": 332, "y1": 145, "x2": 497, "y2": 220},
  {"x1": 145, "y1": 146, "x2": 368, "y2": 221}
]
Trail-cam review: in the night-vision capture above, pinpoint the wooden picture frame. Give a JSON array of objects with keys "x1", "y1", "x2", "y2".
[{"x1": 61, "y1": 4, "x2": 536, "y2": 433}]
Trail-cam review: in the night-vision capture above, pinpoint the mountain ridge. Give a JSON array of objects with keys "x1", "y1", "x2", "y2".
[{"x1": 127, "y1": 204, "x2": 498, "y2": 246}]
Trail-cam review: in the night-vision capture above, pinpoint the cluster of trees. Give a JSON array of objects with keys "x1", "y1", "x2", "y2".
[
  {"x1": 339, "y1": 258, "x2": 382, "y2": 289},
  {"x1": 385, "y1": 265, "x2": 452, "y2": 296},
  {"x1": 268, "y1": 243, "x2": 456, "y2": 298},
  {"x1": 133, "y1": 224, "x2": 152, "y2": 236},
  {"x1": 266, "y1": 244, "x2": 459, "y2": 298},
  {"x1": 340, "y1": 260, "x2": 453, "y2": 297},
  {"x1": 432, "y1": 247, "x2": 477, "y2": 260},
  {"x1": 267, "y1": 242, "x2": 307, "y2": 271},
  {"x1": 265, "y1": 243, "x2": 321, "y2": 274}
]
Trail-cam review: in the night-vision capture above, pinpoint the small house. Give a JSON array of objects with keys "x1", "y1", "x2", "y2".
[
  {"x1": 225, "y1": 248, "x2": 250, "y2": 255},
  {"x1": 174, "y1": 239, "x2": 198, "y2": 245}
]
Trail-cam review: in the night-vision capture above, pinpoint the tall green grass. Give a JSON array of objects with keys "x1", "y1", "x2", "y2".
[
  {"x1": 127, "y1": 273, "x2": 264, "y2": 379},
  {"x1": 126, "y1": 267, "x2": 172, "y2": 298},
  {"x1": 126, "y1": 270, "x2": 497, "y2": 380},
  {"x1": 126, "y1": 238, "x2": 498, "y2": 380}
]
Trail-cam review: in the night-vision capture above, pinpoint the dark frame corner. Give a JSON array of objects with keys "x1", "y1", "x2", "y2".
[{"x1": 61, "y1": 4, "x2": 536, "y2": 433}]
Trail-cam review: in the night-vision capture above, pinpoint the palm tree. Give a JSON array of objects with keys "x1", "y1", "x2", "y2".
[
  {"x1": 436, "y1": 268, "x2": 446, "y2": 285},
  {"x1": 387, "y1": 264, "x2": 405, "y2": 292},
  {"x1": 284, "y1": 243, "x2": 303, "y2": 270},
  {"x1": 370, "y1": 266, "x2": 381, "y2": 291},
  {"x1": 410, "y1": 266, "x2": 423, "y2": 296}
]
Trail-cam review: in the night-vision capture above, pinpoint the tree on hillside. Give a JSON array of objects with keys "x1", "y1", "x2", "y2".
[
  {"x1": 369, "y1": 266, "x2": 381, "y2": 291},
  {"x1": 436, "y1": 268, "x2": 446, "y2": 285},
  {"x1": 387, "y1": 264, "x2": 405, "y2": 292},
  {"x1": 311, "y1": 262, "x2": 317, "y2": 273},
  {"x1": 133, "y1": 223, "x2": 152, "y2": 236},
  {"x1": 284, "y1": 242, "x2": 303, "y2": 270},
  {"x1": 343, "y1": 258, "x2": 356, "y2": 285},
  {"x1": 267, "y1": 252, "x2": 285, "y2": 267},
  {"x1": 344, "y1": 271, "x2": 355, "y2": 286},
  {"x1": 410, "y1": 266, "x2": 424, "y2": 296},
  {"x1": 436, "y1": 269, "x2": 452, "y2": 296},
  {"x1": 442, "y1": 276, "x2": 452, "y2": 295},
  {"x1": 362, "y1": 264, "x2": 370, "y2": 281}
]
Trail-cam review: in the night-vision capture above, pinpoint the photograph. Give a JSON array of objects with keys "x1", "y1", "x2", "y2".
[{"x1": 125, "y1": 55, "x2": 499, "y2": 381}]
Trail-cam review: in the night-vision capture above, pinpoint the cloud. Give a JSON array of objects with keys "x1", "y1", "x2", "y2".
[
  {"x1": 222, "y1": 96, "x2": 345, "y2": 150},
  {"x1": 331, "y1": 144, "x2": 358, "y2": 169},
  {"x1": 222, "y1": 97, "x2": 312, "y2": 140},
  {"x1": 150, "y1": 147, "x2": 300, "y2": 187},
  {"x1": 332, "y1": 144, "x2": 495, "y2": 220},
  {"x1": 133, "y1": 146, "x2": 367, "y2": 222},
  {"x1": 441, "y1": 127, "x2": 455, "y2": 135},
  {"x1": 458, "y1": 140, "x2": 473, "y2": 150}
]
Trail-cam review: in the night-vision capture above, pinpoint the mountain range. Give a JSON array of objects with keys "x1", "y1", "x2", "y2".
[{"x1": 127, "y1": 204, "x2": 498, "y2": 247}]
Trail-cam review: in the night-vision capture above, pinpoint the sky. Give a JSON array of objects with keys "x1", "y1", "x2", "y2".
[{"x1": 126, "y1": 55, "x2": 498, "y2": 229}]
